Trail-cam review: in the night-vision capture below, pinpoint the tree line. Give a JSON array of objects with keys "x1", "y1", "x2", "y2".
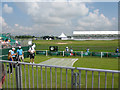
[{"x1": 15, "y1": 35, "x2": 36, "y2": 38}]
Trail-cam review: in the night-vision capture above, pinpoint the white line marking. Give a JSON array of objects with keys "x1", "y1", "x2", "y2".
[{"x1": 72, "y1": 58, "x2": 78, "y2": 66}]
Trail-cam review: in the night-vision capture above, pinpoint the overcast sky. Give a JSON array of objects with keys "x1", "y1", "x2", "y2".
[{"x1": 0, "y1": 0, "x2": 118, "y2": 36}]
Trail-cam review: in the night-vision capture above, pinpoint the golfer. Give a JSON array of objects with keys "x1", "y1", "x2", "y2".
[{"x1": 28, "y1": 45, "x2": 36, "y2": 64}]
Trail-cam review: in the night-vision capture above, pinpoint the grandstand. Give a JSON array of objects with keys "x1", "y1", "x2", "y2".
[
  {"x1": 72, "y1": 31, "x2": 119, "y2": 40},
  {"x1": 0, "y1": 33, "x2": 21, "y2": 48}
]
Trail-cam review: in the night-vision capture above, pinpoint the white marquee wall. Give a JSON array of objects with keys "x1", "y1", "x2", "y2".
[{"x1": 73, "y1": 31, "x2": 119, "y2": 35}]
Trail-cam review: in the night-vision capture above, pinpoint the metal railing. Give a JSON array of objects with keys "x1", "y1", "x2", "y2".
[
  {"x1": 36, "y1": 50, "x2": 120, "y2": 58},
  {"x1": 1, "y1": 60, "x2": 120, "y2": 88}
]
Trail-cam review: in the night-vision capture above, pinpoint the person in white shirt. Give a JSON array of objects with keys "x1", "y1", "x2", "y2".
[
  {"x1": 28, "y1": 45, "x2": 36, "y2": 64},
  {"x1": 65, "y1": 47, "x2": 69, "y2": 52}
]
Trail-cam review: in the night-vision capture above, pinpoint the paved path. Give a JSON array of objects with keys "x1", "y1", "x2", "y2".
[{"x1": 39, "y1": 58, "x2": 78, "y2": 67}]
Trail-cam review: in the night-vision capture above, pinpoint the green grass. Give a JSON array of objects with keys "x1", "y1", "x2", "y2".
[
  {"x1": 74, "y1": 56, "x2": 118, "y2": 70},
  {"x1": 33, "y1": 40, "x2": 118, "y2": 52},
  {"x1": 3, "y1": 55, "x2": 119, "y2": 88},
  {"x1": 3, "y1": 39, "x2": 119, "y2": 88}
]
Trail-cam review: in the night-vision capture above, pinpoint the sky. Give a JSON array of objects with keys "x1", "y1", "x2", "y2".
[{"x1": 0, "y1": 0, "x2": 119, "y2": 36}]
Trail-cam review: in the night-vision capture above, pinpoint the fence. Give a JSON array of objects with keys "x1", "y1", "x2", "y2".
[
  {"x1": 1, "y1": 60, "x2": 120, "y2": 88},
  {"x1": 36, "y1": 50, "x2": 120, "y2": 58}
]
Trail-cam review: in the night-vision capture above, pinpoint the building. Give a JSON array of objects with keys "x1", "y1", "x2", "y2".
[{"x1": 72, "y1": 31, "x2": 119, "y2": 40}]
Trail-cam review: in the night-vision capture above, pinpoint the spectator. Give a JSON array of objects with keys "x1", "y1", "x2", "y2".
[
  {"x1": 70, "y1": 48, "x2": 73, "y2": 53},
  {"x1": 86, "y1": 48, "x2": 90, "y2": 52},
  {"x1": 65, "y1": 47, "x2": 69, "y2": 52},
  {"x1": 0, "y1": 63, "x2": 5, "y2": 89},
  {"x1": 28, "y1": 45, "x2": 36, "y2": 64},
  {"x1": 11, "y1": 48, "x2": 17, "y2": 61},
  {"x1": 15, "y1": 40, "x2": 18, "y2": 46},
  {"x1": 8, "y1": 39, "x2": 11, "y2": 42},
  {"x1": 115, "y1": 47, "x2": 119, "y2": 53},
  {"x1": 16, "y1": 46, "x2": 24, "y2": 62},
  {"x1": 70, "y1": 48, "x2": 74, "y2": 56}
]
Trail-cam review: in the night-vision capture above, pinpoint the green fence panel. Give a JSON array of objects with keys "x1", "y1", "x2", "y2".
[
  {"x1": 2, "y1": 56, "x2": 8, "y2": 60},
  {"x1": 92, "y1": 52, "x2": 101, "y2": 56},
  {"x1": 48, "y1": 51, "x2": 60, "y2": 56},
  {"x1": 65, "y1": 52, "x2": 70, "y2": 56},
  {"x1": 83, "y1": 52, "x2": 91, "y2": 56},
  {"x1": 36, "y1": 51, "x2": 46, "y2": 55},
  {"x1": 76, "y1": 52, "x2": 81, "y2": 56},
  {"x1": 109, "y1": 53, "x2": 120, "y2": 57},
  {"x1": 24, "y1": 52, "x2": 30, "y2": 58},
  {"x1": 35, "y1": 50, "x2": 120, "y2": 58}
]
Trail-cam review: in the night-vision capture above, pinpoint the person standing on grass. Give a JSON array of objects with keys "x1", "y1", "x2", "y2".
[
  {"x1": 65, "y1": 47, "x2": 69, "y2": 52},
  {"x1": 7, "y1": 48, "x2": 16, "y2": 73},
  {"x1": 11, "y1": 48, "x2": 17, "y2": 61},
  {"x1": 28, "y1": 45, "x2": 36, "y2": 64},
  {"x1": 0, "y1": 63, "x2": 6, "y2": 89},
  {"x1": 16, "y1": 46, "x2": 24, "y2": 62},
  {"x1": 70, "y1": 48, "x2": 74, "y2": 56},
  {"x1": 86, "y1": 48, "x2": 89, "y2": 52},
  {"x1": 115, "y1": 47, "x2": 119, "y2": 53}
]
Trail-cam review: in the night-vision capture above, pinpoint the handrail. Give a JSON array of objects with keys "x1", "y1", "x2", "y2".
[
  {"x1": 77, "y1": 67, "x2": 120, "y2": 73},
  {"x1": 1, "y1": 60, "x2": 119, "y2": 73}
]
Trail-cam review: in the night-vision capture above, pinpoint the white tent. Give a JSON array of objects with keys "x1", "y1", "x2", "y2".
[
  {"x1": 58, "y1": 32, "x2": 68, "y2": 40},
  {"x1": 59, "y1": 32, "x2": 67, "y2": 38}
]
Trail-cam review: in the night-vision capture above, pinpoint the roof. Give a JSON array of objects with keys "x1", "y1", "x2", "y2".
[
  {"x1": 59, "y1": 32, "x2": 67, "y2": 38},
  {"x1": 73, "y1": 31, "x2": 119, "y2": 35}
]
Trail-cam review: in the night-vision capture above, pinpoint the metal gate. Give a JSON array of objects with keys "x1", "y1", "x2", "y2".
[{"x1": 1, "y1": 60, "x2": 120, "y2": 88}]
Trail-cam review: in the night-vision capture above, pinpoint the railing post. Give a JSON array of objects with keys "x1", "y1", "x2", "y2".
[
  {"x1": 46, "y1": 50, "x2": 47, "y2": 56},
  {"x1": 107, "y1": 52, "x2": 108, "y2": 58},
  {"x1": 63, "y1": 51, "x2": 64, "y2": 57},
  {"x1": 72, "y1": 72, "x2": 79, "y2": 88},
  {"x1": 71, "y1": 69, "x2": 74, "y2": 88},
  {"x1": 81, "y1": 51, "x2": 83, "y2": 58},
  {"x1": 15, "y1": 62, "x2": 22, "y2": 89},
  {"x1": 75, "y1": 72, "x2": 78, "y2": 88},
  {"x1": 101, "y1": 52, "x2": 102, "y2": 58}
]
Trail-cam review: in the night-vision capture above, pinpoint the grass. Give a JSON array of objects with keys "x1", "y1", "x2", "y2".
[
  {"x1": 2, "y1": 40, "x2": 119, "y2": 88},
  {"x1": 3, "y1": 55, "x2": 119, "y2": 88},
  {"x1": 33, "y1": 40, "x2": 118, "y2": 52}
]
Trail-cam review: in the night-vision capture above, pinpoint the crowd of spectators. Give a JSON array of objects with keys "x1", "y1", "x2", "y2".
[
  {"x1": 0, "y1": 37, "x2": 20, "y2": 49},
  {"x1": 0, "y1": 38, "x2": 12, "y2": 49}
]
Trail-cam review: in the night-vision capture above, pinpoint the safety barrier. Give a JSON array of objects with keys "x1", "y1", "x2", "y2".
[
  {"x1": 36, "y1": 50, "x2": 120, "y2": 58},
  {"x1": 1, "y1": 60, "x2": 120, "y2": 88}
]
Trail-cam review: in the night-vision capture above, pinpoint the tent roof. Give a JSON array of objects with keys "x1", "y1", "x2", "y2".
[{"x1": 59, "y1": 32, "x2": 67, "y2": 38}]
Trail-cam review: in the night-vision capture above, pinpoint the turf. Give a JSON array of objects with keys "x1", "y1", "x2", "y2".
[
  {"x1": 2, "y1": 39, "x2": 119, "y2": 88},
  {"x1": 33, "y1": 40, "x2": 118, "y2": 52}
]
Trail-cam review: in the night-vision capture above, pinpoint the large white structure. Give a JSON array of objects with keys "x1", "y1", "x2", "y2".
[
  {"x1": 72, "y1": 31, "x2": 119, "y2": 40},
  {"x1": 73, "y1": 31, "x2": 119, "y2": 35},
  {"x1": 58, "y1": 32, "x2": 68, "y2": 40}
]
